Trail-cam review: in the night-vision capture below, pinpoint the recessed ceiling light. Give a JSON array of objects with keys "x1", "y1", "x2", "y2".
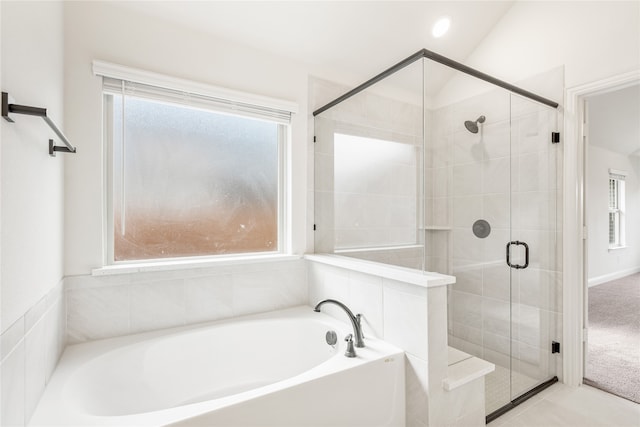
[{"x1": 432, "y1": 17, "x2": 451, "y2": 38}]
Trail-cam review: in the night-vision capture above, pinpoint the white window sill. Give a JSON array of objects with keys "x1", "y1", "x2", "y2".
[
  {"x1": 92, "y1": 254, "x2": 302, "y2": 276},
  {"x1": 608, "y1": 245, "x2": 627, "y2": 252}
]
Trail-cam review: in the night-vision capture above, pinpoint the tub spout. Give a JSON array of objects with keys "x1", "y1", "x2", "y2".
[{"x1": 313, "y1": 299, "x2": 365, "y2": 348}]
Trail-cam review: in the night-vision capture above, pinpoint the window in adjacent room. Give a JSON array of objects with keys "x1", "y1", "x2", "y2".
[
  {"x1": 608, "y1": 169, "x2": 626, "y2": 249},
  {"x1": 99, "y1": 69, "x2": 294, "y2": 263}
]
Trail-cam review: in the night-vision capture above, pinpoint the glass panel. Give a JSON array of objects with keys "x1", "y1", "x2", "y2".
[
  {"x1": 509, "y1": 93, "x2": 559, "y2": 400},
  {"x1": 314, "y1": 58, "x2": 425, "y2": 270},
  {"x1": 108, "y1": 94, "x2": 280, "y2": 261}
]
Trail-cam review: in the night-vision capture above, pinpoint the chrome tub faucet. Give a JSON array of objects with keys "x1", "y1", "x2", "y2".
[{"x1": 313, "y1": 299, "x2": 365, "y2": 349}]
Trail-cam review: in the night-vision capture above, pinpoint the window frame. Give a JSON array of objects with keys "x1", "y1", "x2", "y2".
[
  {"x1": 95, "y1": 61, "x2": 297, "y2": 266},
  {"x1": 608, "y1": 169, "x2": 626, "y2": 250}
]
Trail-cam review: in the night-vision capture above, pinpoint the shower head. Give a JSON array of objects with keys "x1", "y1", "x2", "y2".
[{"x1": 464, "y1": 115, "x2": 486, "y2": 134}]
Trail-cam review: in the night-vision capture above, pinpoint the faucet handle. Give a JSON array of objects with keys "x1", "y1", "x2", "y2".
[
  {"x1": 344, "y1": 334, "x2": 357, "y2": 358},
  {"x1": 356, "y1": 314, "x2": 365, "y2": 340}
]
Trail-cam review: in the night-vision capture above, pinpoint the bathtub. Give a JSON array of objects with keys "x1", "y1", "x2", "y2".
[{"x1": 30, "y1": 306, "x2": 405, "y2": 426}]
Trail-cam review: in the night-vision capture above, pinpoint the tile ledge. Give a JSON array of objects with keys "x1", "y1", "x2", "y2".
[{"x1": 305, "y1": 254, "x2": 455, "y2": 288}]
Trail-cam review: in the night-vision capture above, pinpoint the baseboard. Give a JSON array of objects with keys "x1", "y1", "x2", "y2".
[{"x1": 588, "y1": 267, "x2": 640, "y2": 287}]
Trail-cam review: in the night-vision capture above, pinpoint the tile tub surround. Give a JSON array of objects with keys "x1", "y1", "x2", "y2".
[
  {"x1": 1, "y1": 280, "x2": 66, "y2": 426},
  {"x1": 65, "y1": 258, "x2": 307, "y2": 343},
  {"x1": 307, "y1": 255, "x2": 491, "y2": 427}
]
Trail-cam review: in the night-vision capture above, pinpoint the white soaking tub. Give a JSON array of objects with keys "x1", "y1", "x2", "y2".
[{"x1": 30, "y1": 306, "x2": 405, "y2": 426}]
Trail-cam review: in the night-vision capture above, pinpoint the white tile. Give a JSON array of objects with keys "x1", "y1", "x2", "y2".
[
  {"x1": 448, "y1": 346, "x2": 473, "y2": 365},
  {"x1": 517, "y1": 152, "x2": 550, "y2": 192},
  {"x1": 383, "y1": 282, "x2": 428, "y2": 359},
  {"x1": 483, "y1": 228, "x2": 510, "y2": 264},
  {"x1": 453, "y1": 162, "x2": 482, "y2": 196},
  {"x1": 427, "y1": 286, "x2": 449, "y2": 388},
  {"x1": 482, "y1": 193, "x2": 509, "y2": 230},
  {"x1": 405, "y1": 353, "x2": 428, "y2": 427},
  {"x1": 453, "y1": 228, "x2": 483, "y2": 262},
  {"x1": 44, "y1": 299, "x2": 65, "y2": 383},
  {"x1": 276, "y1": 266, "x2": 308, "y2": 309},
  {"x1": 518, "y1": 268, "x2": 562, "y2": 312},
  {"x1": 1, "y1": 317, "x2": 24, "y2": 361},
  {"x1": 24, "y1": 319, "x2": 46, "y2": 421},
  {"x1": 483, "y1": 298, "x2": 510, "y2": 337},
  {"x1": 451, "y1": 262, "x2": 483, "y2": 295},
  {"x1": 64, "y1": 273, "x2": 131, "y2": 290},
  {"x1": 67, "y1": 285, "x2": 130, "y2": 343},
  {"x1": 483, "y1": 264, "x2": 510, "y2": 302},
  {"x1": 184, "y1": 274, "x2": 234, "y2": 324},
  {"x1": 433, "y1": 167, "x2": 450, "y2": 197},
  {"x1": 348, "y1": 271, "x2": 383, "y2": 339},
  {"x1": 321, "y1": 265, "x2": 351, "y2": 320},
  {"x1": 24, "y1": 295, "x2": 48, "y2": 333},
  {"x1": 444, "y1": 357, "x2": 494, "y2": 391},
  {"x1": 130, "y1": 280, "x2": 185, "y2": 333},
  {"x1": 451, "y1": 322, "x2": 483, "y2": 347},
  {"x1": 1, "y1": 341, "x2": 25, "y2": 427},
  {"x1": 482, "y1": 121, "x2": 510, "y2": 160},
  {"x1": 483, "y1": 157, "x2": 510, "y2": 195},
  {"x1": 453, "y1": 195, "x2": 483, "y2": 228},
  {"x1": 454, "y1": 129, "x2": 484, "y2": 165},
  {"x1": 451, "y1": 291, "x2": 483, "y2": 327},
  {"x1": 483, "y1": 331, "x2": 510, "y2": 356}
]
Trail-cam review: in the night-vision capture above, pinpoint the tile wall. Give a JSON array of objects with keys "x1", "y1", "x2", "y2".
[
  {"x1": 65, "y1": 258, "x2": 307, "y2": 343},
  {"x1": 307, "y1": 259, "x2": 451, "y2": 427},
  {"x1": 1, "y1": 281, "x2": 66, "y2": 426}
]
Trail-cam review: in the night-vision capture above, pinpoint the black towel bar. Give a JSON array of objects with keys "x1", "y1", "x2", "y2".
[{"x1": 2, "y1": 91, "x2": 76, "y2": 156}]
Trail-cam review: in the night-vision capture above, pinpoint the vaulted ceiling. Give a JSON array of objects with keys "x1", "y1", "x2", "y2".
[{"x1": 111, "y1": 1, "x2": 515, "y2": 87}]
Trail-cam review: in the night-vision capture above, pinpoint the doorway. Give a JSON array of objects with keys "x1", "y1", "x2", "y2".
[{"x1": 582, "y1": 83, "x2": 640, "y2": 403}]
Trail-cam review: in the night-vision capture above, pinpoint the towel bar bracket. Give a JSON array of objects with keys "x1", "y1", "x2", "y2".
[
  {"x1": 2, "y1": 91, "x2": 76, "y2": 155},
  {"x1": 49, "y1": 139, "x2": 75, "y2": 157}
]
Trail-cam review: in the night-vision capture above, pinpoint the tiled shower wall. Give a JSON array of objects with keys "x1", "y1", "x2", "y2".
[
  {"x1": 0, "y1": 282, "x2": 66, "y2": 426},
  {"x1": 64, "y1": 258, "x2": 307, "y2": 343}
]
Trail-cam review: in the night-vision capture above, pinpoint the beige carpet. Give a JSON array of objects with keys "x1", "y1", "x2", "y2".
[{"x1": 584, "y1": 273, "x2": 640, "y2": 403}]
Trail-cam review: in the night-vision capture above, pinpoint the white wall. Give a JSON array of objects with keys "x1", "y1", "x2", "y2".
[
  {"x1": 463, "y1": 1, "x2": 639, "y2": 92},
  {"x1": 1, "y1": 0, "x2": 64, "y2": 334},
  {"x1": 1, "y1": 2, "x2": 67, "y2": 425},
  {"x1": 63, "y1": 1, "x2": 310, "y2": 276},
  {"x1": 587, "y1": 146, "x2": 640, "y2": 284}
]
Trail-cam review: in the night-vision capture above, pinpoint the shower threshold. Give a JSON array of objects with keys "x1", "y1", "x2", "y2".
[{"x1": 486, "y1": 376, "x2": 559, "y2": 424}]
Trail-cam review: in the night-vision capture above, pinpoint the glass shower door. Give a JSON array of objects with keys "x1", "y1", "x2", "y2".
[{"x1": 508, "y1": 94, "x2": 560, "y2": 402}]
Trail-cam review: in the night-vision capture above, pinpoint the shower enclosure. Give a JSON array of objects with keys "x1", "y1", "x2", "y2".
[{"x1": 313, "y1": 49, "x2": 562, "y2": 421}]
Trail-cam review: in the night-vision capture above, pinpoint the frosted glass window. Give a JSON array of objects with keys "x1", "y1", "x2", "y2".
[{"x1": 105, "y1": 94, "x2": 283, "y2": 262}]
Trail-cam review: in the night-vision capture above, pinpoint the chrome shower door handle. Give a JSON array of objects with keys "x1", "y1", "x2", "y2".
[{"x1": 506, "y1": 241, "x2": 529, "y2": 269}]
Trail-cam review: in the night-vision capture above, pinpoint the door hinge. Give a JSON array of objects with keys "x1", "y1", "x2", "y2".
[
  {"x1": 582, "y1": 226, "x2": 588, "y2": 240},
  {"x1": 551, "y1": 132, "x2": 560, "y2": 144},
  {"x1": 313, "y1": 224, "x2": 316, "y2": 231},
  {"x1": 313, "y1": 136, "x2": 316, "y2": 143},
  {"x1": 551, "y1": 341, "x2": 560, "y2": 354}
]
